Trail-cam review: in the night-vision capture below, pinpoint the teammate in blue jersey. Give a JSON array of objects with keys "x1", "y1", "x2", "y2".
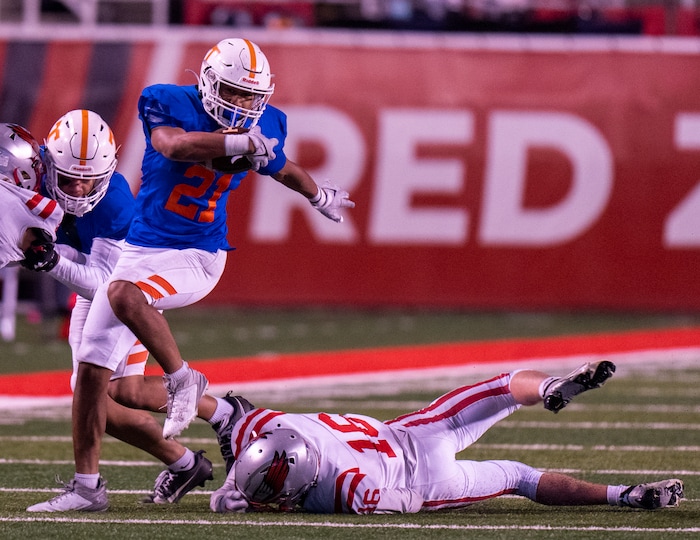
[{"x1": 23, "y1": 112, "x2": 248, "y2": 512}]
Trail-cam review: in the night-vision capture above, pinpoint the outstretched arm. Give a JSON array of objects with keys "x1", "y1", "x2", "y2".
[
  {"x1": 48, "y1": 238, "x2": 123, "y2": 300},
  {"x1": 272, "y1": 160, "x2": 355, "y2": 223},
  {"x1": 270, "y1": 159, "x2": 319, "y2": 198}
]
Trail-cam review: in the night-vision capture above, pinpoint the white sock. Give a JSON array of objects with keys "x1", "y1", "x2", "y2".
[
  {"x1": 168, "y1": 448, "x2": 195, "y2": 472},
  {"x1": 74, "y1": 473, "x2": 100, "y2": 489},
  {"x1": 607, "y1": 484, "x2": 627, "y2": 506},
  {"x1": 166, "y1": 361, "x2": 190, "y2": 383},
  {"x1": 208, "y1": 398, "x2": 234, "y2": 427},
  {"x1": 538, "y1": 377, "x2": 557, "y2": 398}
]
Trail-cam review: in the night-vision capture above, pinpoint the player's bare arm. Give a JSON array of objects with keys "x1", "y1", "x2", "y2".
[
  {"x1": 271, "y1": 159, "x2": 319, "y2": 199},
  {"x1": 272, "y1": 160, "x2": 355, "y2": 223},
  {"x1": 150, "y1": 125, "x2": 239, "y2": 161}
]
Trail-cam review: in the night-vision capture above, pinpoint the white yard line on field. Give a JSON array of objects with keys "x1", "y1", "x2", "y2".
[
  {"x1": 0, "y1": 515, "x2": 699, "y2": 533},
  {"x1": 498, "y1": 421, "x2": 700, "y2": 430},
  {"x1": 1, "y1": 436, "x2": 699, "y2": 452}
]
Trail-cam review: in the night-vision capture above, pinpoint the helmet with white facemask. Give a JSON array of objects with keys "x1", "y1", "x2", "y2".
[
  {"x1": 44, "y1": 109, "x2": 117, "y2": 216},
  {"x1": 199, "y1": 38, "x2": 275, "y2": 129}
]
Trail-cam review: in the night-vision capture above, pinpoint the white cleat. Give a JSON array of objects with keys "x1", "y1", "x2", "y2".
[
  {"x1": 27, "y1": 477, "x2": 108, "y2": 512},
  {"x1": 163, "y1": 368, "x2": 208, "y2": 439}
]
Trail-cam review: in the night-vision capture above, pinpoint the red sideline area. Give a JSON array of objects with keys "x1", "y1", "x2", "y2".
[{"x1": 2, "y1": 326, "x2": 700, "y2": 397}]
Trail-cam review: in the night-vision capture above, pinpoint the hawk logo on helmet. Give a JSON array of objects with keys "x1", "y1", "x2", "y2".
[
  {"x1": 254, "y1": 450, "x2": 290, "y2": 502},
  {"x1": 7, "y1": 124, "x2": 38, "y2": 147},
  {"x1": 0, "y1": 122, "x2": 44, "y2": 191}
]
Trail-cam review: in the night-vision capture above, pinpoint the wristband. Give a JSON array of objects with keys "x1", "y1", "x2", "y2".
[
  {"x1": 224, "y1": 134, "x2": 251, "y2": 156},
  {"x1": 309, "y1": 186, "x2": 323, "y2": 204}
]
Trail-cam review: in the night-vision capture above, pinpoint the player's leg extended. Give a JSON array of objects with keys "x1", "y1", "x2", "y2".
[
  {"x1": 420, "y1": 460, "x2": 682, "y2": 511},
  {"x1": 105, "y1": 397, "x2": 214, "y2": 504},
  {"x1": 107, "y1": 337, "x2": 245, "y2": 472},
  {"x1": 105, "y1": 321, "x2": 220, "y2": 419},
  {"x1": 386, "y1": 372, "x2": 520, "y2": 450},
  {"x1": 515, "y1": 467, "x2": 683, "y2": 509},
  {"x1": 509, "y1": 362, "x2": 616, "y2": 410},
  {"x1": 418, "y1": 460, "x2": 543, "y2": 511},
  {"x1": 106, "y1": 397, "x2": 185, "y2": 465},
  {"x1": 106, "y1": 244, "x2": 226, "y2": 438}
]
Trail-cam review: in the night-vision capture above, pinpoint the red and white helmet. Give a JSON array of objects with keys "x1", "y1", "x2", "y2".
[
  {"x1": 199, "y1": 38, "x2": 275, "y2": 129},
  {"x1": 233, "y1": 429, "x2": 319, "y2": 510},
  {"x1": 44, "y1": 109, "x2": 117, "y2": 216},
  {"x1": 0, "y1": 122, "x2": 44, "y2": 191}
]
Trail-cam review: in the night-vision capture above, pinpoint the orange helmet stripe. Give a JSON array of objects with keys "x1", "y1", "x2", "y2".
[
  {"x1": 79, "y1": 109, "x2": 89, "y2": 165},
  {"x1": 204, "y1": 44, "x2": 220, "y2": 63},
  {"x1": 243, "y1": 39, "x2": 257, "y2": 78}
]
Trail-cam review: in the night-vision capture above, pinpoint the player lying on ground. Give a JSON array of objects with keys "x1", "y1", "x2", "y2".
[{"x1": 211, "y1": 361, "x2": 684, "y2": 514}]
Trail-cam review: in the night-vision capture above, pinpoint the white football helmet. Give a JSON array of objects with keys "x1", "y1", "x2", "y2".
[
  {"x1": 199, "y1": 38, "x2": 275, "y2": 129},
  {"x1": 44, "y1": 109, "x2": 117, "y2": 216},
  {"x1": 0, "y1": 122, "x2": 44, "y2": 191},
  {"x1": 234, "y1": 429, "x2": 319, "y2": 510}
]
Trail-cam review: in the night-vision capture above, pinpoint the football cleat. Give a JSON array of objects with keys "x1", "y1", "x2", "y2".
[
  {"x1": 26, "y1": 476, "x2": 108, "y2": 512},
  {"x1": 142, "y1": 450, "x2": 213, "y2": 504},
  {"x1": 163, "y1": 367, "x2": 208, "y2": 439},
  {"x1": 619, "y1": 479, "x2": 684, "y2": 509},
  {"x1": 213, "y1": 392, "x2": 256, "y2": 474},
  {"x1": 543, "y1": 360, "x2": 616, "y2": 413}
]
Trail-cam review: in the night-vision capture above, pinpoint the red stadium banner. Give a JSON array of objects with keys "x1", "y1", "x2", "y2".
[{"x1": 1, "y1": 30, "x2": 700, "y2": 310}]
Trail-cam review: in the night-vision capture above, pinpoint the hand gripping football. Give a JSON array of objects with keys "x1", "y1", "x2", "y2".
[{"x1": 207, "y1": 127, "x2": 252, "y2": 174}]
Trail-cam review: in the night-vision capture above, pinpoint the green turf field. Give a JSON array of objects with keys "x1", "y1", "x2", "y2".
[
  {"x1": 0, "y1": 352, "x2": 698, "y2": 539},
  {"x1": 3, "y1": 306, "x2": 700, "y2": 374}
]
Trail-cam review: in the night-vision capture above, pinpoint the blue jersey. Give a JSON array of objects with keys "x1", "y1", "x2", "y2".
[
  {"x1": 127, "y1": 83, "x2": 288, "y2": 251},
  {"x1": 42, "y1": 172, "x2": 135, "y2": 255}
]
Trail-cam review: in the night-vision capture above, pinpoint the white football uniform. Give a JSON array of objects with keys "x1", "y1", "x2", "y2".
[
  {"x1": 0, "y1": 180, "x2": 63, "y2": 269},
  {"x1": 226, "y1": 373, "x2": 543, "y2": 514}
]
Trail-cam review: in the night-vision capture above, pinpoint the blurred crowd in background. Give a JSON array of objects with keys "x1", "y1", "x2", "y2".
[{"x1": 9, "y1": 0, "x2": 700, "y2": 36}]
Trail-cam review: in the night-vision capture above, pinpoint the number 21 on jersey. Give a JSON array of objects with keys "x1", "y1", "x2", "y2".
[{"x1": 164, "y1": 164, "x2": 233, "y2": 223}]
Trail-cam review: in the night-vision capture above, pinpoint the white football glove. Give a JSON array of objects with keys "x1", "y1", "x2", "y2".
[
  {"x1": 309, "y1": 181, "x2": 355, "y2": 223},
  {"x1": 246, "y1": 126, "x2": 278, "y2": 172},
  {"x1": 210, "y1": 487, "x2": 249, "y2": 514}
]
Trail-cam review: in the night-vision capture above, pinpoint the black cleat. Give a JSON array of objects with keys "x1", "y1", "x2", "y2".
[
  {"x1": 543, "y1": 361, "x2": 616, "y2": 413},
  {"x1": 143, "y1": 450, "x2": 213, "y2": 504}
]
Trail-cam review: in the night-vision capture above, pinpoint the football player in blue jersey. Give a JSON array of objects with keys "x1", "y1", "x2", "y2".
[{"x1": 23, "y1": 111, "x2": 247, "y2": 512}]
